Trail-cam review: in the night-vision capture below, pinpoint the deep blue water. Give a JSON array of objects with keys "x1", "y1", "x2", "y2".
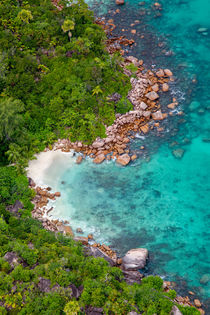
[{"x1": 37, "y1": 0, "x2": 210, "y2": 309}]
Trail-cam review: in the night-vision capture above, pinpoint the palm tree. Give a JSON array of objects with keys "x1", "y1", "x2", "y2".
[
  {"x1": 17, "y1": 9, "x2": 33, "y2": 24},
  {"x1": 6, "y1": 143, "x2": 21, "y2": 164},
  {"x1": 61, "y1": 19, "x2": 75, "y2": 41},
  {"x1": 0, "y1": 97, "x2": 24, "y2": 141}
]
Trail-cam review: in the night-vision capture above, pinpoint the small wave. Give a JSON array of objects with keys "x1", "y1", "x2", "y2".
[{"x1": 135, "y1": 134, "x2": 145, "y2": 139}]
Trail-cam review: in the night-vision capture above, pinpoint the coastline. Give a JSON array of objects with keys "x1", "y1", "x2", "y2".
[{"x1": 24, "y1": 11, "x2": 205, "y2": 314}]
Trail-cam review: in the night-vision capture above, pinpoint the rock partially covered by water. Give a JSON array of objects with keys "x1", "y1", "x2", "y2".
[
  {"x1": 170, "y1": 305, "x2": 183, "y2": 315},
  {"x1": 122, "y1": 248, "x2": 148, "y2": 270},
  {"x1": 93, "y1": 154, "x2": 105, "y2": 164},
  {"x1": 116, "y1": 154, "x2": 130, "y2": 166},
  {"x1": 116, "y1": 0, "x2": 124, "y2": 4},
  {"x1": 76, "y1": 156, "x2": 83, "y2": 164}
]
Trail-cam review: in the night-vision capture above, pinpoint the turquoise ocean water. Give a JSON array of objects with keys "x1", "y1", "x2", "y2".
[{"x1": 41, "y1": 0, "x2": 210, "y2": 308}]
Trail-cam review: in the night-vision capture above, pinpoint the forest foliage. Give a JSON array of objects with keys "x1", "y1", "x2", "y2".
[{"x1": 0, "y1": 0, "x2": 132, "y2": 167}]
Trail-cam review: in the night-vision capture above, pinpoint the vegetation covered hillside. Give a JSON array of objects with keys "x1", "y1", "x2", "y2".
[
  {"x1": 0, "y1": 167, "x2": 200, "y2": 314},
  {"x1": 0, "y1": 0, "x2": 200, "y2": 314},
  {"x1": 0, "y1": 0, "x2": 132, "y2": 168}
]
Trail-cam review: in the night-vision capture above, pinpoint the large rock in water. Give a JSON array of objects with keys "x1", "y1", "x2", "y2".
[
  {"x1": 93, "y1": 154, "x2": 105, "y2": 164},
  {"x1": 122, "y1": 248, "x2": 148, "y2": 270},
  {"x1": 116, "y1": 154, "x2": 130, "y2": 166}
]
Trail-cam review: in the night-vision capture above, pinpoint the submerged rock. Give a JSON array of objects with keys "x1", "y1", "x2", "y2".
[
  {"x1": 200, "y1": 274, "x2": 210, "y2": 284},
  {"x1": 172, "y1": 148, "x2": 185, "y2": 159},
  {"x1": 189, "y1": 100, "x2": 200, "y2": 111},
  {"x1": 122, "y1": 248, "x2": 148, "y2": 270},
  {"x1": 116, "y1": 154, "x2": 130, "y2": 166}
]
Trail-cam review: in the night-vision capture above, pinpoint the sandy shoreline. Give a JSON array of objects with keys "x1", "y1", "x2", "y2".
[{"x1": 27, "y1": 149, "x2": 75, "y2": 187}]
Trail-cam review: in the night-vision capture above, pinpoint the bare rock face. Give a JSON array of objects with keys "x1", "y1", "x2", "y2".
[
  {"x1": 93, "y1": 154, "x2": 105, "y2": 164},
  {"x1": 170, "y1": 306, "x2": 183, "y2": 315},
  {"x1": 122, "y1": 270, "x2": 143, "y2": 284},
  {"x1": 145, "y1": 91, "x2": 159, "y2": 101},
  {"x1": 122, "y1": 248, "x2": 148, "y2": 270},
  {"x1": 4, "y1": 252, "x2": 20, "y2": 269},
  {"x1": 116, "y1": 154, "x2": 130, "y2": 166},
  {"x1": 7, "y1": 200, "x2": 23, "y2": 216},
  {"x1": 85, "y1": 246, "x2": 117, "y2": 266},
  {"x1": 139, "y1": 101, "x2": 147, "y2": 110}
]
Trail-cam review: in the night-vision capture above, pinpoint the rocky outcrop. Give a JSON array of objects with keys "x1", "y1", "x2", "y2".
[
  {"x1": 170, "y1": 306, "x2": 183, "y2": 315},
  {"x1": 85, "y1": 246, "x2": 117, "y2": 266},
  {"x1": 145, "y1": 91, "x2": 159, "y2": 101},
  {"x1": 7, "y1": 200, "x2": 23, "y2": 216},
  {"x1": 122, "y1": 270, "x2": 143, "y2": 284},
  {"x1": 63, "y1": 225, "x2": 74, "y2": 237},
  {"x1": 4, "y1": 252, "x2": 21, "y2": 269},
  {"x1": 122, "y1": 248, "x2": 148, "y2": 270},
  {"x1": 116, "y1": 154, "x2": 130, "y2": 166}
]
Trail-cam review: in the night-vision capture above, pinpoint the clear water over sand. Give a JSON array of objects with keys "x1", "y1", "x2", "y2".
[{"x1": 32, "y1": 0, "x2": 210, "y2": 305}]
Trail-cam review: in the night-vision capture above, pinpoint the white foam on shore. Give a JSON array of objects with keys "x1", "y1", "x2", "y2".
[{"x1": 27, "y1": 149, "x2": 75, "y2": 187}]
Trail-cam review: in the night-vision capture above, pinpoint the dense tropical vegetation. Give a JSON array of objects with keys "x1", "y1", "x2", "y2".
[
  {"x1": 0, "y1": 0, "x2": 132, "y2": 168},
  {"x1": 0, "y1": 0, "x2": 201, "y2": 313},
  {"x1": 0, "y1": 167, "x2": 200, "y2": 314}
]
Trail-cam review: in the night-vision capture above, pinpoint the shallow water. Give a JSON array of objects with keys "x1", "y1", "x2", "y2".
[{"x1": 37, "y1": 0, "x2": 210, "y2": 306}]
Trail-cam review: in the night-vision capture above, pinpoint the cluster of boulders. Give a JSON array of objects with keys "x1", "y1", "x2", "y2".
[{"x1": 52, "y1": 57, "x2": 178, "y2": 166}]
